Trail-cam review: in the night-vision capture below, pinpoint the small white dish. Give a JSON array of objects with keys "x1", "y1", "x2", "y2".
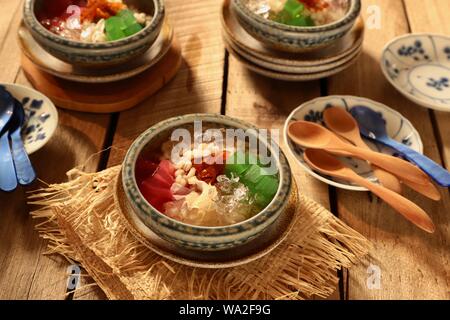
[
  {"x1": 1, "y1": 83, "x2": 58, "y2": 154},
  {"x1": 381, "y1": 33, "x2": 450, "y2": 112},
  {"x1": 283, "y1": 96, "x2": 423, "y2": 191}
]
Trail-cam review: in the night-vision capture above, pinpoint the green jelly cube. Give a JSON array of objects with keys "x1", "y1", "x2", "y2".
[
  {"x1": 255, "y1": 175, "x2": 279, "y2": 197},
  {"x1": 243, "y1": 164, "x2": 264, "y2": 185},
  {"x1": 123, "y1": 22, "x2": 143, "y2": 37},
  {"x1": 290, "y1": 14, "x2": 315, "y2": 26},
  {"x1": 118, "y1": 9, "x2": 137, "y2": 27},
  {"x1": 107, "y1": 29, "x2": 125, "y2": 41},
  {"x1": 254, "y1": 175, "x2": 279, "y2": 207},
  {"x1": 105, "y1": 16, "x2": 126, "y2": 32},
  {"x1": 283, "y1": 0, "x2": 304, "y2": 17},
  {"x1": 225, "y1": 151, "x2": 256, "y2": 177}
]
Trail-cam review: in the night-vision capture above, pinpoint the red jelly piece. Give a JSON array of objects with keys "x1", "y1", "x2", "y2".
[
  {"x1": 137, "y1": 159, "x2": 176, "y2": 212},
  {"x1": 140, "y1": 181, "x2": 174, "y2": 212},
  {"x1": 158, "y1": 160, "x2": 175, "y2": 179},
  {"x1": 193, "y1": 154, "x2": 226, "y2": 185},
  {"x1": 135, "y1": 157, "x2": 158, "y2": 184}
]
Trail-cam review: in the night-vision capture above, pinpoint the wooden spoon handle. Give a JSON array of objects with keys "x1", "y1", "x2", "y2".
[
  {"x1": 371, "y1": 166, "x2": 402, "y2": 194},
  {"x1": 350, "y1": 139, "x2": 403, "y2": 194},
  {"x1": 331, "y1": 145, "x2": 430, "y2": 186},
  {"x1": 353, "y1": 175, "x2": 435, "y2": 233}
]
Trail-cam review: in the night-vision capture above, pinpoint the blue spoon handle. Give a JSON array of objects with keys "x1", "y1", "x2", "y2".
[
  {"x1": 379, "y1": 137, "x2": 450, "y2": 187},
  {"x1": 0, "y1": 133, "x2": 17, "y2": 191},
  {"x1": 10, "y1": 130, "x2": 36, "y2": 185}
]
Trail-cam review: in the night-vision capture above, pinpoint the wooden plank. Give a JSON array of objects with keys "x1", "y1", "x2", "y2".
[
  {"x1": 224, "y1": 56, "x2": 338, "y2": 299},
  {"x1": 107, "y1": 0, "x2": 225, "y2": 167},
  {"x1": 70, "y1": 0, "x2": 226, "y2": 300},
  {"x1": 0, "y1": 4, "x2": 111, "y2": 298},
  {"x1": 327, "y1": 0, "x2": 450, "y2": 299},
  {"x1": 0, "y1": 0, "x2": 24, "y2": 82},
  {"x1": 403, "y1": 0, "x2": 450, "y2": 169}
]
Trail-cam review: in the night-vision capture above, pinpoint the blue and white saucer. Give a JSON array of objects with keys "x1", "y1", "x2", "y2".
[
  {"x1": 283, "y1": 96, "x2": 423, "y2": 191},
  {"x1": 381, "y1": 34, "x2": 450, "y2": 112},
  {"x1": 1, "y1": 83, "x2": 58, "y2": 154}
]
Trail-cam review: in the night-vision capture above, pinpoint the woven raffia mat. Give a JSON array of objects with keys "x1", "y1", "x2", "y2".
[{"x1": 28, "y1": 165, "x2": 372, "y2": 300}]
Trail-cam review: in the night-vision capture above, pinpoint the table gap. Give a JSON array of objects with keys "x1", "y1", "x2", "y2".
[
  {"x1": 96, "y1": 113, "x2": 119, "y2": 171},
  {"x1": 320, "y1": 76, "x2": 345, "y2": 300},
  {"x1": 220, "y1": 50, "x2": 230, "y2": 116}
]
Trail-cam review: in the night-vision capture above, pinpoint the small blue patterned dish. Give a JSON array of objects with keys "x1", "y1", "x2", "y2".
[
  {"x1": 231, "y1": 0, "x2": 361, "y2": 53},
  {"x1": 1, "y1": 83, "x2": 58, "y2": 155},
  {"x1": 381, "y1": 34, "x2": 450, "y2": 112},
  {"x1": 121, "y1": 114, "x2": 293, "y2": 251},
  {"x1": 283, "y1": 96, "x2": 423, "y2": 191},
  {"x1": 23, "y1": 0, "x2": 165, "y2": 67}
]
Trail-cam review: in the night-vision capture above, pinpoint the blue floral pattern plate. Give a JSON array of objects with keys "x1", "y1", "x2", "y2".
[
  {"x1": 283, "y1": 96, "x2": 423, "y2": 191},
  {"x1": 1, "y1": 83, "x2": 58, "y2": 154},
  {"x1": 381, "y1": 34, "x2": 450, "y2": 112}
]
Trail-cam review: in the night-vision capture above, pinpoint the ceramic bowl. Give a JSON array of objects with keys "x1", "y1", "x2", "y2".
[
  {"x1": 0, "y1": 83, "x2": 58, "y2": 154},
  {"x1": 122, "y1": 114, "x2": 293, "y2": 251},
  {"x1": 283, "y1": 96, "x2": 423, "y2": 191},
  {"x1": 231, "y1": 0, "x2": 361, "y2": 53},
  {"x1": 23, "y1": 0, "x2": 165, "y2": 68},
  {"x1": 381, "y1": 33, "x2": 450, "y2": 112}
]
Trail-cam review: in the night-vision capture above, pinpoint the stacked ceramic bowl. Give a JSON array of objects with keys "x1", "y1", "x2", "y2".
[
  {"x1": 20, "y1": 0, "x2": 171, "y2": 83},
  {"x1": 223, "y1": 0, "x2": 364, "y2": 81}
]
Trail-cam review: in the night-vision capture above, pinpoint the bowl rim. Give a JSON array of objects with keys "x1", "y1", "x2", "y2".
[
  {"x1": 23, "y1": 0, "x2": 165, "y2": 49},
  {"x1": 380, "y1": 32, "x2": 450, "y2": 112},
  {"x1": 232, "y1": 0, "x2": 361, "y2": 33},
  {"x1": 121, "y1": 113, "x2": 292, "y2": 233}
]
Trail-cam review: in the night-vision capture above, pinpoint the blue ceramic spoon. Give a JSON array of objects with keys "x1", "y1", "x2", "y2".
[
  {"x1": 350, "y1": 106, "x2": 450, "y2": 187},
  {"x1": 0, "y1": 88, "x2": 17, "y2": 192},
  {"x1": 9, "y1": 99, "x2": 36, "y2": 185}
]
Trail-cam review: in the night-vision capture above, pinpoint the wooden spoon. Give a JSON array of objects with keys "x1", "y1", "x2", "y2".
[
  {"x1": 304, "y1": 149, "x2": 435, "y2": 233},
  {"x1": 323, "y1": 107, "x2": 402, "y2": 193},
  {"x1": 288, "y1": 121, "x2": 431, "y2": 186},
  {"x1": 323, "y1": 107, "x2": 441, "y2": 201}
]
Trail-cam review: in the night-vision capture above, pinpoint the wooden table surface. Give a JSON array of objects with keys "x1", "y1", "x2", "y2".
[{"x1": 0, "y1": 0, "x2": 449, "y2": 300}]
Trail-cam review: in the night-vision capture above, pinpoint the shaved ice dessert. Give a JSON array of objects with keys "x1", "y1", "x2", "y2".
[
  {"x1": 245, "y1": 0, "x2": 350, "y2": 27},
  {"x1": 135, "y1": 128, "x2": 280, "y2": 227},
  {"x1": 37, "y1": 0, "x2": 152, "y2": 43}
]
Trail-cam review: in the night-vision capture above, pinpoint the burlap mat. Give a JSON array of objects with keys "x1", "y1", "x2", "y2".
[{"x1": 29, "y1": 165, "x2": 371, "y2": 300}]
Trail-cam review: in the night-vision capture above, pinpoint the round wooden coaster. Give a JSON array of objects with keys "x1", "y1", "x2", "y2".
[{"x1": 21, "y1": 36, "x2": 182, "y2": 113}]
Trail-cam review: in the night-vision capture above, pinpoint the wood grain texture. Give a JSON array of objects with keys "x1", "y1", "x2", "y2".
[
  {"x1": 224, "y1": 56, "x2": 339, "y2": 299},
  {"x1": 107, "y1": 0, "x2": 226, "y2": 167},
  {"x1": 327, "y1": 0, "x2": 450, "y2": 299},
  {"x1": 403, "y1": 0, "x2": 450, "y2": 169},
  {"x1": 0, "y1": 5, "x2": 111, "y2": 298},
  {"x1": 70, "y1": 0, "x2": 227, "y2": 300},
  {"x1": 21, "y1": 39, "x2": 182, "y2": 113}
]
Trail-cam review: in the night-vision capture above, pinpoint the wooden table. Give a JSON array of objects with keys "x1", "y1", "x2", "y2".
[{"x1": 0, "y1": 0, "x2": 449, "y2": 300}]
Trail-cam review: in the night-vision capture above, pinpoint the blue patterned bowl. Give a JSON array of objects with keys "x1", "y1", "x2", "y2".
[
  {"x1": 381, "y1": 33, "x2": 450, "y2": 112},
  {"x1": 231, "y1": 0, "x2": 361, "y2": 53},
  {"x1": 23, "y1": 0, "x2": 165, "y2": 68},
  {"x1": 121, "y1": 114, "x2": 293, "y2": 251}
]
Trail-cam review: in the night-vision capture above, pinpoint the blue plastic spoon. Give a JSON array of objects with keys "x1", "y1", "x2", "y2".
[
  {"x1": 350, "y1": 106, "x2": 450, "y2": 187},
  {"x1": 9, "y1": 99, "x2": 36, "y2": 185},
  {"x1": 0, "y1": 88, "x2": 17, "y2": 191}
]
